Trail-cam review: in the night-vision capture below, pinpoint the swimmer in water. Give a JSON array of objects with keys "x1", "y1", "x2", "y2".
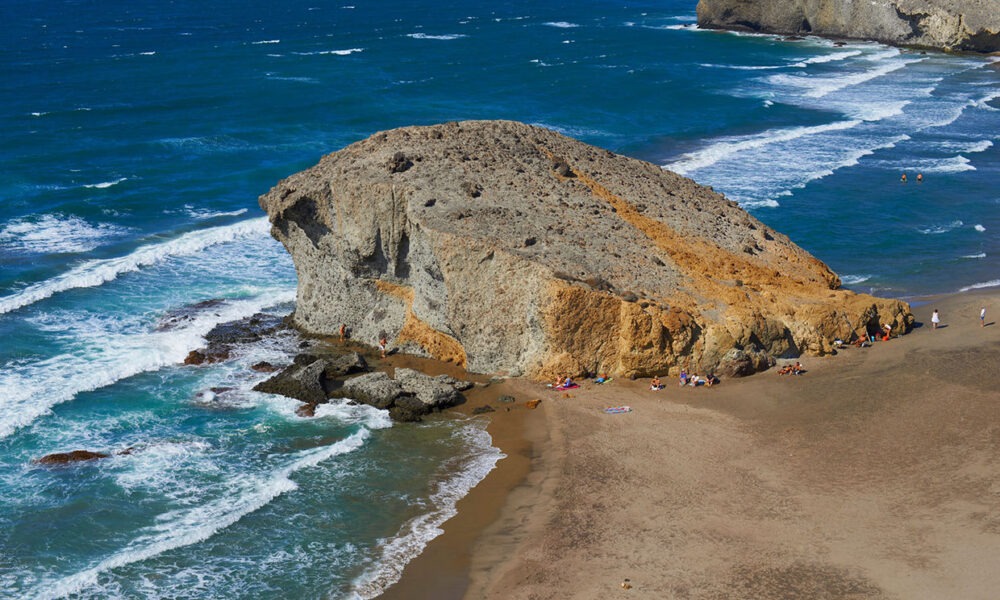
[{"x1": 900, "y1": 173, "x2": 907, "y2": 182}]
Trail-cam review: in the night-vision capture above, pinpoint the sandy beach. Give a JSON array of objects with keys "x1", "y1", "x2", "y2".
[{"x1": 382, "y1": 289, "x2": 1000, "y2": 600}]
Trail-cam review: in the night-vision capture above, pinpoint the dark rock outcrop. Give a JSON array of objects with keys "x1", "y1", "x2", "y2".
[
  {"x1": 259, "y1": 120, "x2": 912, "y2": 380},
  {"x1": 697, "y1": 0, "x2": 1000, "y2": 52},
  {"x1": 182, "y1": 311, "x2": 290, "y2": 366},
  {"x1": 36, "y1": 450, "x2": 110, "y2": 465},
  {"x1": 252, "y1": 359, "x2": 328, "y2": 404}
]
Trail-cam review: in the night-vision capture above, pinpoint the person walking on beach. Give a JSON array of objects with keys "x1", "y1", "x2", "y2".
[
  {"x1": 931, "y1": 309, "x2": 940, "y2": 330},
  {"x1": 982, "y1": 306, "x2": 987, "y2": 327},
  {"x1": 378, "y1": 334, "x2": 388, "y2": 358}
]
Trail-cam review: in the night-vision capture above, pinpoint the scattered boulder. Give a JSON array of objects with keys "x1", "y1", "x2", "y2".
[
  {"x1": 339, "y1": 372, "x2": 404, "y2": 409},
  {"x1": 716, "y1": 347, "x2": 776, "y2": 378},
  {"x1": 253, "y1": 359, "x2": 328, "y2": 404},
  {"x1": 296, "y1": 403, "x2": 317, "y2": 417},
  {"x1": 251, "y1": 361, "x2": 279, "y2": 373},
  {"x1": 36, "y1": 450, "x2": 110, "y2": 465},
  {"x1": 323, "y1": 352, "x2": 368, "y2": 378},
  {"x1": 394, "y1": 368, "x2": 464, "y2": 409},
  {"x1": 472, "y1": 405, "x2": 496, "y2": 415},
  {"x1": 498, "y1": 395, "x2": 516, "y2": 404}
]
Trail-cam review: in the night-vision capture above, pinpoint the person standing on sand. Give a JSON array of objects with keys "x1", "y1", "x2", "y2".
[
  {"x1": 982, "y1": 306, "x2": 987, "y2": 327},
  {"x1": 378, "y1": 335, "x2": 388, "y2": 358},
  {"x1": 339, "y1": 323, "x2": 347, "y2": 342},
  {"x1": 931, "y1": 309, "x2": 940, "y2": 330}
]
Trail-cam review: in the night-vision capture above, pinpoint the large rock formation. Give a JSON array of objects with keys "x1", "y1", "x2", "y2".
[
  {"x1": 259, "y1": 120, "x2": 912, "y2": 380},
  {"x1": 697, "y1": 0, "x2": 1000, "y2": 53}
]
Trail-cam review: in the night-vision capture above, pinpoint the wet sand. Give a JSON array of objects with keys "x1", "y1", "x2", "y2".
[{"x1": 382, "y1": 290, "x2": 1000, "y2": 600}]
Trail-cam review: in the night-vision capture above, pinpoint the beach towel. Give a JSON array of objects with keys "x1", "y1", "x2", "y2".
[
  {"x1": 554, "y1": 383, "x2": 580, "y2": 391},
  {"x1": 604, "y1": 406, "x2": 632, "y2": 414}
]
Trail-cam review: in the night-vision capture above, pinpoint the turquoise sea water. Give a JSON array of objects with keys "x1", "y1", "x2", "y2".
[{"x1": 1, "y1": 1, "x2": 998, "y2": 598}]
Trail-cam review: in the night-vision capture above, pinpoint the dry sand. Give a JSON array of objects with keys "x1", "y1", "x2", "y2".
[{"x1": 382, "y1": 291, "x2": 1000, "y2": 600}]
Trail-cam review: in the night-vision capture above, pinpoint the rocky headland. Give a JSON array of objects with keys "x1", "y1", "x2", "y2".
[
  {"x1": 697, "y1": 0, "x2": 1000, "y2": 53},
  {"x1": 259, "y1": 120, "x2": 912, "y2": 381}
]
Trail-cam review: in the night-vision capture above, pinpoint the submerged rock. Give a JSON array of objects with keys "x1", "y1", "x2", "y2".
[
  {"x1": 260, "y1": 120, "x2": 912, "y2": 380},
  {"x1": 36, "y1": 450, "x2": 110, "y2": 465}
]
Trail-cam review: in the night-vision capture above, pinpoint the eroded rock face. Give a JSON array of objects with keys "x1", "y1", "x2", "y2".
[
  {"x1": 260, "y1": 120, "x2": 913, "y2": 380},
  {"x1": 696, "y1": 0, "x2": 1000, "y2": 52}
]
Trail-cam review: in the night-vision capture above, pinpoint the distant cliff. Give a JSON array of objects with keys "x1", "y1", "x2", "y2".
[
  {"x1": 697, "y1": 0, "x2": 1000, "y2": 53},
  {"x1": 260, "y1": 120, "x2": 912, "y2": 380}
]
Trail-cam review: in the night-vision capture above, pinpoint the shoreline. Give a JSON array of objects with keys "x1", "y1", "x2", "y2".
[{"x1": 378, "y1": 288, "x2": 999, "y2": 599}]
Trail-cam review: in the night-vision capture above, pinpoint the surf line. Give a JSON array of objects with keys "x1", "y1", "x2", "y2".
[
  {"x1": 29, "y1": 431, "x2": 372, "y2": 600},
  {"x1": 0, "y1": 217, "x2": 271, "y2": 315}
]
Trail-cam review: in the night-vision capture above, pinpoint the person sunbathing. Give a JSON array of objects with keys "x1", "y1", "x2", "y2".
[
  {"x1": 679, "y1": 370, "x2": 689, "y2": 386},
  {"x1": 650, "y1": 376, "x2": 663, "y2": 390},
  {"x1": 777, "y1": 365, "x2": 792, "y2": 375}
]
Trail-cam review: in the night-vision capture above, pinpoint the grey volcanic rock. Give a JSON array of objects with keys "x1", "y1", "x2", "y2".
[
  {"x1": 260, "y1": 120, "x2": 912, "y2": 380},
  {"x1": 339, "y1": 372, "x2": 403, "y2": 409},
  {"x1": 697, "y1": 0, "x2": 1000, "y2": 52},
  {"x1": 323, "y1": 351, "x2": 368, "y2": 378},
  {"x1": 394, "y1": 368, "x2": 464, "y2": 408},
  {"x1": 252, "y1": 359, "x2": 328, "y2": 404}
]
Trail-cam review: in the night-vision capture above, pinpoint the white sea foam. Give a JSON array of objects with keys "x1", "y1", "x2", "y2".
[
  {"x1": 665, "y1": 120, "x2": 861, "y2": 175},
  {"x1": 0, "y1": 217, "x2": 271, "y2": 315},
  {"x1": 840, "y1": 274, "x2": 872, "y2": 285},
  {"x1": 0, "y1": 289, "x2": 295, "y2": 441},
  {"x1": 959, "y1": 279, "x2": 1000, "y2": 292},
  {"x1": 740, "y1": 198, "x2": 781, "y2": 209},
  {"x1": 543, "y1": 21, "x2": 579, "y2": 28},
  {"x1": 406, "y1": 33, "x2": 467, "y2": 40},
  {"x1": 114, "y1": 440, "x2": 217, "y2": 504},
  {"x1": 292, "y1": 48, "x2": 363, "y2": 56},
  {"x1": 349, "y1": 421, "x2": 503, "y2": 599},
  {"x1": 962, "y1": 252, "x2": 986, "y2": 259},
  {"x1": 974, "y1": 224, "x2": 986, "y2": 232},
  {"x1": 907, "y1": 155, "x2": 976, "y2": 173},
  {"x1": 917, "y1": 220, "x2": 963, "y2": 235},
  {"x1": 30, "y1": 430, "x2": 370, "y2": 600},
  {"x1": 82, "y1": 177, "x2": 128, "y2": 189},
  {"x1": 253, "y1": 39, "x2": 281, "y2": 45},
  {"x1": 699, "y1": 63, "x2": 783, "y2": 70},
  {"x1": 182, "y1": 206, "x2": 249, "y2": 220},
  {"x1": 0, "y1": 214, "x2": 131, "y2": 255},
  {"x1": 768, "y1": 56, "x2": 920, "y2": 99},
  {"x1": 139, "y1": 51, "x2": 156, "y2": 56},
  {"x1": 792, "y1": 50, "x2": 863, "y2": 67}
]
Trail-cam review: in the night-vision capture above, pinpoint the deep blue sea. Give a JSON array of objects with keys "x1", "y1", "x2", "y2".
[{"x1": 1, "y1": 1, "x2": 998, "y2": 598}]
